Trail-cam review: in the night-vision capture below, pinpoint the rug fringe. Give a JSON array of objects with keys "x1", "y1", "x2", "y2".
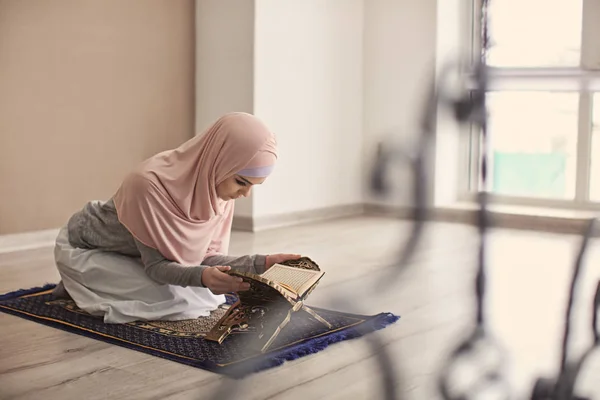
[{"x1": 0, "y1": 283, "x2": 57, "y2": 302}]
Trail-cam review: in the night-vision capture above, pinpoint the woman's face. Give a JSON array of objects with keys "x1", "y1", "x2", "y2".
[{"x1": 216, "y1": 174, "x2": 266, "y2": 201}]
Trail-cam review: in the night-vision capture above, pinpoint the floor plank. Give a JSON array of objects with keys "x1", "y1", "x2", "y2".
[{"x1": 1, "y1": 216, "x2": 599, "y2": 399}]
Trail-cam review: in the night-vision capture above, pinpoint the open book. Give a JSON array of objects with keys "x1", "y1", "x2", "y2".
[
  {"x1": 260, "y1": 263, "x2": 325, "y2": 300},
  {"x1": 205, "y1": 256, "x2": 331, "y2": 352}
]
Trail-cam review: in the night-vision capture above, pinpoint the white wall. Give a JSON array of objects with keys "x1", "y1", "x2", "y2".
[
  {"x1": 362, "y1": 0, "x2": 438, "y2": 207},
  {"x1": 195, "y1": 0, "x2": 449, "y2": 225},
  {"x1": 195, "y1": 0, "x2": 255, "y2": 217},
  {"x1": 252, "y1": 0, "x2": 364, "y2": 218},
  {"x1": 195, "y1": 0, "x2": 365, "y2": 223}
]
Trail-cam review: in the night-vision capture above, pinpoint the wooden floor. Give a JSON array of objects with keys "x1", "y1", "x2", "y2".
[{"x1": 1, "y1": 216, "x2": 599, "y2": 399}]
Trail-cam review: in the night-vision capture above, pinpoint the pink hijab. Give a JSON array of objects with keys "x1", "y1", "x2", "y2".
[{"x1": 112, "y1": 112, "x2": 277, "y2": 266}]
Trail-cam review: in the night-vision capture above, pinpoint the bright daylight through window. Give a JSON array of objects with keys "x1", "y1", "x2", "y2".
[{"x1": 470, "y1": 0, "x2": 600, "y2": 207}]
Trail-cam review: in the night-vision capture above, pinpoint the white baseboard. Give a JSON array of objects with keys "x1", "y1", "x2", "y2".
[
  {"x1": 0, "y1": 228, "x2": 59, "y2": 255},
  {"x1": 2, "y1": 202, "x2": 594, "y2": 254},
  {"x1": 232, "y1": 203, "x2": 365, "y2": 232},
  {"x1": 0, "y1": 205, "x2": 365, "y2": 254}
]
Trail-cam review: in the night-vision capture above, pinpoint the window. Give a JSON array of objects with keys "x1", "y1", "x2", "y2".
[
  {"x1": 485, "y1": 0, "x2": 583, "y2": 68},
  {"x1": 486, "y1": 91, "x2": 579, "y2": 199},
  {"x1": 467, "y1": 0, "x2": 600, "y2": 209}
]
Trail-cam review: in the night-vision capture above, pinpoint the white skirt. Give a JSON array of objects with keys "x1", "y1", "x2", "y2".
[{"x1": 54, "y1": 226, "x2": 226, "y2": 324}]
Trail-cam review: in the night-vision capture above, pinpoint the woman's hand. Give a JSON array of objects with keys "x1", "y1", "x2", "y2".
[
  {"x1": 201, "y1": 266, "x2": 250, "y2": 295},
  {"x1": 265, "y1": 253, "x2": 302, "y2": 270}
]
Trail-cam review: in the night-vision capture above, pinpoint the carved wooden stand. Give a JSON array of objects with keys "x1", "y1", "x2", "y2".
[{"x1": 205, "y1": 257, "x2": 331, "y2": 353}]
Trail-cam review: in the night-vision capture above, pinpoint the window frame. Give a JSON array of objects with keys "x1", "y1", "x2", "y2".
[{"x1": 459, "y1": 0, "x2": 600, "y2": 211}]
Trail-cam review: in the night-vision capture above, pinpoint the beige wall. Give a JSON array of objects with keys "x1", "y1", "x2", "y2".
[{"x1": 0, "y1": 0, "x2": 195, "y2": 235}]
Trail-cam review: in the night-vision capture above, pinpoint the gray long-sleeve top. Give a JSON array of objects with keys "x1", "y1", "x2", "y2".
[{"x1": 66, "y1": 199, "x2": 266, "y2": 288}]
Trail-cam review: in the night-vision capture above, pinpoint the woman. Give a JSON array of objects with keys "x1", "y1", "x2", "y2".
[{"x1": 53, "y1": 112, "x2": 300, "y2": 324}]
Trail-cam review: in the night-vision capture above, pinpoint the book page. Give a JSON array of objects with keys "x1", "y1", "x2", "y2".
[{"x1": 261, "y1": 264, "x2": 322, "y2": 295}]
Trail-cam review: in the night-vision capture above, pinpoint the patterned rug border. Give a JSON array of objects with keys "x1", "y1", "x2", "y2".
[{"x1": 0, "y1": 283, "x2": 400, "y2": 378}]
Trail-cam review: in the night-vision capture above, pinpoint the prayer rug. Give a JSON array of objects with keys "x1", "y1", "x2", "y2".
[{"x1": 0, "y1": 284, "x2": 399, "y2": 378}]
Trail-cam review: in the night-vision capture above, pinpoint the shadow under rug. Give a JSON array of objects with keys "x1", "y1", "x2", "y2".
[{"x1": 0, "y1": 284, "x2": 399, "y2": 378}]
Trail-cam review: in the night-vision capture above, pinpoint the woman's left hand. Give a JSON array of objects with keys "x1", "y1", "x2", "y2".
[{"x1": 265, "y1": 253, "x2": 302, "y2": 270}]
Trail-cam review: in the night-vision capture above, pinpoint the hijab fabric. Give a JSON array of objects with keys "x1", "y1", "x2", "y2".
[{"x1": 113, "y1": 112, "x2": 277, "y2": 266}]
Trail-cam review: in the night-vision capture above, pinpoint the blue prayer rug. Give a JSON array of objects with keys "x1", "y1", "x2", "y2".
[{"x1": 0, "y1": 284, "x2": 399, "y2": 378}]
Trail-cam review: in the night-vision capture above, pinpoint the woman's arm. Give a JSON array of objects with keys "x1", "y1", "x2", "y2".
[
  {"x1": 135, "y1": 239, "x2": 207, "y2": 287},
  {"x1": 135, "y1": 239, "x2": 267, "y2": 288},
  {"x1": 203, "y1": 254, "x2": 267, "y2": 274}
]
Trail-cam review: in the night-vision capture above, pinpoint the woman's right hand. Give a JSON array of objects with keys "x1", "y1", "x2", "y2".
[{"x1": 201, "y1": 266, "x2": 250, "y2": 295}]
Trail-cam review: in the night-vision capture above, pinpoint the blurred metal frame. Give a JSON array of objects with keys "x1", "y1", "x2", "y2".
[{"x1": 207, "y1": 1, "x2": 600, "y2": 398}]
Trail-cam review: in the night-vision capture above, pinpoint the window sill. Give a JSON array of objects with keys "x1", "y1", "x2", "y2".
[
  {"x1": 434, "y1": 202, "x2": 598, "y2": 235},
  {"x1": 365, "y1": 202, "x2": 598, "y2": 236}
]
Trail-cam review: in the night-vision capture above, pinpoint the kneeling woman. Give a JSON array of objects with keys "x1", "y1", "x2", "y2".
[{"x1": 53, "y1": 112, "x2": 300, "y2": 323}]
